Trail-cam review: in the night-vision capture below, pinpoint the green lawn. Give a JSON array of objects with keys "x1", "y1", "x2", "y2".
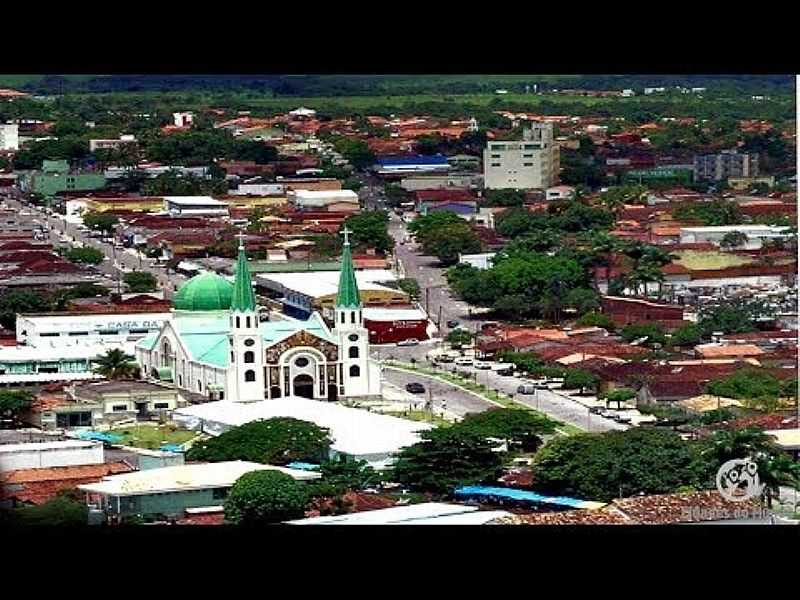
[
  {"x1": 111, "y1": 424, "x2": 197, "y2": 450},
  {"x1": 675, "y1": 250, "x2": 754, "y2": 271},
  {"x1": 385, "y1": 410, "x2": 452, "y2": 427}
]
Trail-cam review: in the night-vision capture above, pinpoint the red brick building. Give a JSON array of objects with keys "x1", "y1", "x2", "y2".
[{"x1": 601, "y1": 296, "x2": 686, "y2": 328}]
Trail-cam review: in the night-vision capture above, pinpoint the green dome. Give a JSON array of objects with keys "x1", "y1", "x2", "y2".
[{"x1": 173, "y1": 271, "x2": 234, "y2": 311}]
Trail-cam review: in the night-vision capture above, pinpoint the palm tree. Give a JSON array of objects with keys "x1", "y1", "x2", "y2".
[
  {"x1": 755, "y1": 451, "x2": 800, "y2": 508},
  {"x1": 93, "y1": 348, "x2": 138, "y2": 380},
  {"x1": 701, "y1": 428, "x2": 776, "y2": 465}
]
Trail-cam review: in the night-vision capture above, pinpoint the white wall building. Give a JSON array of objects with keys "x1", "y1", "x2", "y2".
[
  {"x1": 0, "y1": 440, "x2": 104, "y2": 472},
  {"x1": 546, "y1": 185, "x2": 575, "y2": 201},
  {"x1": 459, "y1": 252, "x2": 496, "y2": 270},
  {"x1": 0, "y1": 124, "x2": 19, "y2": 151},
  {"x1": 483, "y1": 123, "x2": 559, "y2": 190},
  {"x1": 679, "y1": 225, "x2": 792, "y2": 250},
  {"x1": 88, "y1": 135, "x2": 136, "y2": 152},
  {"x1": 288, "y1": 189, "x2": 360, "y2": 209},
  {"x1": 16, "y1": 312, "x2": 171, "y2": 349},
  {"x1": 164, "y1": 196, "x2": 229, "y2": 217},
  {"x1": 230, "y1": 183, "x2": 286, "y2": 196},
  {"x1": 173, "y1": 112, "x2": 195, "y2": 128}
]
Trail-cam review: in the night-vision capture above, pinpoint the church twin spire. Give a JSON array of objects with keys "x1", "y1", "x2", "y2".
[
  {"x1": 336, "y1": 226, "x2": 361, "y2": 309},
  {"x1": 231, "y1": 234, "x2": 257, "y2": 313}
]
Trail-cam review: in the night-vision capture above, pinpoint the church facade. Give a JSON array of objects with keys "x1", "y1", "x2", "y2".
[{"x1": 134, "y1": 233, "x2": 382, "y2": 403}]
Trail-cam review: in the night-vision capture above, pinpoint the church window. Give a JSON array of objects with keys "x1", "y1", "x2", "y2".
[
  {"x1": 348, "y1": 334, "x2": 359, "y2": 342},
  {"x1": 295, "y1": 357, "x2": 309, "y2": 368},
  {"x1": 245, "y1": 369, "x2": 256, "y2": 382},
  {"x1": 244, "y1": 338, "x2": 255, "y2": 347},
  {"x1": 246, "y1": 317, "x2": 251, "y2": 328},
  {"x1": 244, "y1": 351, "x2": 255, "y2": 363},
  {"x1": 178, "y1": 375, "x2": 183, "y2": 386},
  {"x1": 340, "y1": 312, "x2": 345, "y2": 324},
  {"x1": 349, "y1": 346, "x2": 359, "y2": 359},
  {"x1": 349, "y1": 365, "x2": 360, "y2": 377},
  {"x1": 351, "y1": 312, "x2": 355, "y2": 324},
  {"x1": 231, "y1": 352, "x2": 235, "y2": 363},
  {"x1": 198, "y1": 380, "x2": 202, "y2": 392},
  {"x1": 236, "y1": 317, "x2": 241, "y2": 328}
]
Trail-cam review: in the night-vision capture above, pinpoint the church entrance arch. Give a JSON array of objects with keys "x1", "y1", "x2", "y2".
[{"x1": 293, "y1": 374, "x2": 315, "y2": 399}]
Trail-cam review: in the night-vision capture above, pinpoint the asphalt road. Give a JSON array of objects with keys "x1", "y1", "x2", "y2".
[
  {"x1": 8, "y1": 195, "x2": 186, "y2": 298},
  {"x1": 383, "y1": 367, "x2": 497, "y2": 418}
]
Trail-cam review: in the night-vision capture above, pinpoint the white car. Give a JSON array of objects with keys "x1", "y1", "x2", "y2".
[
  {"x1": 396, "y1": 338, "x2": 419, "y2": 347},
  {"x1": 455, "y1": 357, "x2": 473, "y2": 366},
  {"x1": 474, "y1": 361, "x2": 492, "y2": 370}
]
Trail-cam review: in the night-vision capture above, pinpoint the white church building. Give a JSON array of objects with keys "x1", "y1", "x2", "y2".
[{"x1": 134, "y1": 232, "x2": 382, "y2": 402}]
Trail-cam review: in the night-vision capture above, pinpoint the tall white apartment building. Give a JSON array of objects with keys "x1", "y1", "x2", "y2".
[
  {"x1": 0, "y1": 124, "x2": 19, "y2": 151},
  {"x1": 483, "y1": 123, "x2": 559, "y2": 190}
]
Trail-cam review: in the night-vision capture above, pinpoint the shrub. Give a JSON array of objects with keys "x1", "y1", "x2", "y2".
[{"x1": 224, "y1": 470, "x2": 309, "y2": 524}]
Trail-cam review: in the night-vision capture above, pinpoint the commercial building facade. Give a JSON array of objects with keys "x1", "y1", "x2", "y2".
[
  {"x1": 483, "y1": 123, "x2": 559, "y2": 190},
  {"x1": 694, "y1": 151, "x2": 759, "y2": 181}
]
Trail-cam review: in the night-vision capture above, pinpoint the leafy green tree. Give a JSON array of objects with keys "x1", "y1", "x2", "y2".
[
  {"x1": 484, "y1": 189, "x2": 525, "y2": 207},
  {"x1": 343, "y1": 211, "x2": 394, "y2": 253},
  {"x1": 0, "y1": 289, "x2": 50, "y2": 329},
  {"x1": 341, "y1": 176, "x2": 363, "y2": 192},
  {"x1": 396, "y1": 278, "x2": 420, "y2": 300},
  {"x1": 420, "y1": 222, "x2": 482, "y2": 266},
  {"x1": 143, "y1": 170, "x2": 227, "y2": 196},
  {"x1": 601, "y1": 388, "x2": 637, "y2": 408},
  {"x1": 564, "y1": 287, "x2": 600, "y2": 315},
  {"x1": 314, "y1": 456, "x2": 379, "y2": 495},
  {"x1": 408, "y1": 211, "x2": 464, "y2": 240},
  {"x1": 123, "y1": 271, "x2": 158, "y2": 293},
  {"x1": 705, "y1": 368, "x2": 789, "y2": 405},
  {"x1": 390, "y1": 427, "x2": 504, "y2": 494},
  {"x1": 698, "y1": 298, "x2": 775, "y2": 335},
  {"x1": 230, "y1": 139, "x2": 277, "y2": 164},
  {"x1": 65, "y1": 247, "x2": 104, "y2": 265},
  {"x1": 446, "y1": 328, "x2": 474, "y2": 348},
  {"x1": 383, "y1": 183, "x2": 410, "y2": 208},
  {"x1": 82, "y1": 212, "x2": 119, "y2": 234},
  {"x1": 186, "y1": 418, "x2": 333, "y2": 466},
  {"x1": 669, "y1": 323, "x2": 704, "y2": 347},
  {"x1": 532, "y1": 428, "x2": 703, "y2": 502},
  {"x1": 224, "y1": 470, "x2": 309, "y2": 525},
  {"x1": 454, "y1": 408, "x2": 557, "y2": 452},
  {"x1": 11, "y1": 496, "x2": 88, "y2": 527},
  {"x1": 494, "y1": 207, "x2": 539, "y2": 238},
  {"x1": 332, "y1": 138, "x2": 375, "y2": 170},
  {"x1": 562, "y1": 369, "x2": 599, "y2": 394},
  {"x1": 720, "y1": 231, "x2": 748, "y2": 249},
  {"x1": 0, "y1": 390, "x2": 34, "y2": 421},
  {"x1": 93, "y1": 348, "x2": 138, "y2": 380},
  {"x1": 673, "y1": 199, "x2": 744, "y2": 226},
  {"x1": 620, "y1": 323, "x2": 667, "y2": 346},
  {"x1": 575, "y1": 311, "x2": 616, "y2": 331}
]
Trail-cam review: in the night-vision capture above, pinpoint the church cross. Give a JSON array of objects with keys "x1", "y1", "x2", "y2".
[
  {"x1": 341, "y1": 226, "x2": 352, "y2": 246},
  {"x1": 236, "y1": 231, "x2": 247, "y2": 249}
]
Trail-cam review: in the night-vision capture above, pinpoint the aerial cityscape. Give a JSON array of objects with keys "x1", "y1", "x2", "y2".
[{"x1": 0, "y1": 74, "x2": 797, "y2": 527}]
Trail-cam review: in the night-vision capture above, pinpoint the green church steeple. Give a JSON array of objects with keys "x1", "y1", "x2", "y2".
[
  {"x1": 335, "y1": 227, "x2": 361, "y2": 309},
  {"x1": 231, "y1": 235, "x2": 257, "y2": 312}
]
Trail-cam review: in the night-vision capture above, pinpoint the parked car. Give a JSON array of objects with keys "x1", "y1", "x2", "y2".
[
  {"x1": 589, "y1": 406, "x2": 606, "y2": 415},
  {"x1": 454, "y1": 357, "x2": 473, "y2": 366},
  {"x1": 396, "y1": 338, "x2": 419, "y2": 346},
  {"x1": 517, "y1": 384, "x2": 536, "y2": 395},
  {"x1": 474, "y1": 361, "x2": 492, "y2": 370},
  {"x1": 405, "y1": 382, "x2": 425, "y2": 394},
  {"x1": 435, "y1": 354, "x2": 454, "y2": 363},
  {"x1": 446, "y1": 320, "x2": 459, "y2": 328}
]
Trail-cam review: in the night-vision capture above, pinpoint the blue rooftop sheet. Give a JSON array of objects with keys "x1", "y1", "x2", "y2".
[
  {"x1": 454, "y1": 486, "x2": 594, "y2": 509},
  {"x1": 77, "y1": 430, "x2": 123, "y2": 444},
  {"x1": 287, "y1": 462, "x2": 321, "y2": 471},
  {"x1": 377, "y1": 154, "x2": 449, "y2": 166}
]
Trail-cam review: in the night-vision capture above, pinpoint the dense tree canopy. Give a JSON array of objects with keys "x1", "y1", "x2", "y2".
[
  {"x1": 123, "y1": 271, "x2": 158, "y2": 293},
  {"x1": 82, "y1": 212, "x2": 119, "y2": 234},
  {"x1": 0, "y1": 289, "x2": 50, "y2": 329},
  {"x1": 343, "y1": 210, "x2": 394, "y2": 253},
  {"x1": 390, "y1": 427, "x2": 503, "y2": 494},
  {"x1": 224, "y1": 470, "x2": 309, "y2": 525},
  {"x1": 186, "y1": 418, "x2": 333, "y2": 466},
  {"x1": 532, "y1": 428, "x2": 704, "y2": 502},
  {"x1": 454, "y1": 408, "x2": 557, "y2": 452},
  {"x1": 65, "y1": 247, "x2": 104, "y2": 265}
]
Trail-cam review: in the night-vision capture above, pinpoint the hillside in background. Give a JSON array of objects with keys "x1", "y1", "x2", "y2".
[{"x1": 0, "y1": 74, "x2": 794, "y2": 96}]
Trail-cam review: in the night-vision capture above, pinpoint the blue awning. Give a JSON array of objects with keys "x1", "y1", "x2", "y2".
[{"x1": 454, "y1": 486, "x2": 605, "y2": 510}]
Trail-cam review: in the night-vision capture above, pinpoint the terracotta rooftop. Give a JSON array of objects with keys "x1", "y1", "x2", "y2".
[{"x1": 495, "y1": 490, "x2": 761, "y2": 525}]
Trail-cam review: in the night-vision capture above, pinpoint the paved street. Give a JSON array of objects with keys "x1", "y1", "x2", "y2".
[{"x1": 7, "y1": 196, "x2": 186, "y2": 298}]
